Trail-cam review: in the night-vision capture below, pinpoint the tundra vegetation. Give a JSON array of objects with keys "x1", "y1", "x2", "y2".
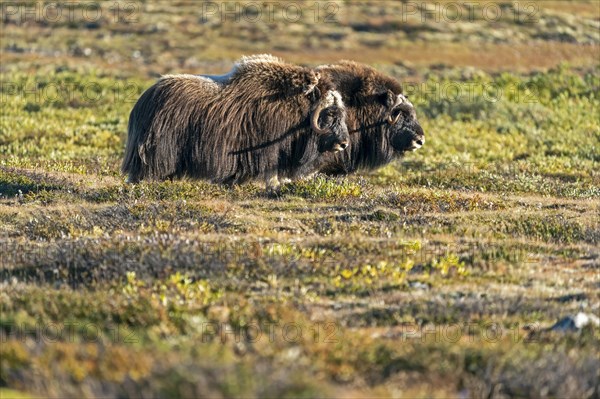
[{"x1": 1, "y1": 1, "x2": 599, "y2": 398}]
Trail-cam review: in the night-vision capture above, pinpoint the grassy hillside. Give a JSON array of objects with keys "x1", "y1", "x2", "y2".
[{"x1": 1, "y1": 1, "x2": 599, "y2": 398}]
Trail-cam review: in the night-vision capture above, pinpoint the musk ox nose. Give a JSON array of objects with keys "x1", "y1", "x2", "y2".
[
  {"x1": 411, "y1": 136, "x2": 425, "y2": 150},
  {"x1": 330, "y1": 140, "x2": 349, "y2": 152}
]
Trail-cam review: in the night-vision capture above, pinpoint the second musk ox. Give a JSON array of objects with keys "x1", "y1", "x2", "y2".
[
  {"x1": 121, "y1": 55, "x2": 349, "y2": 191},
  {"x1": 315, "y1": 61, "x2": 425, "y2": 175}
]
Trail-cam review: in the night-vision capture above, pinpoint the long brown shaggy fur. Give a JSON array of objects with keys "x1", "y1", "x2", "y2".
[
  {"x1": 315, "y1": 61, "x2": 424, "y2": 175},
  {"x1": 121, "y1": 55, "x2": 348, "y2": 186}
]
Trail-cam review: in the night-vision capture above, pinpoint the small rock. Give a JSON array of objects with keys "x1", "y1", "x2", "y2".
[
  {"x1": 408, "y1": 281, "x2": 429, "y2": 290},
  {"x1": 549, "y1": 312, "x2": 600, "y2": 332},
  {"x1": 233, "y1": 342, "x2": 247, "y2": 356}
]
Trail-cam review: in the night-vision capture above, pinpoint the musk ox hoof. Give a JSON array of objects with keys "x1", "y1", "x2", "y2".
[
  {"x1": 266, "y1": 189, "x2": 282, "y2": 199},
  {"x1": 265, "y1": 185, "x2": 282, "y2": 198}
]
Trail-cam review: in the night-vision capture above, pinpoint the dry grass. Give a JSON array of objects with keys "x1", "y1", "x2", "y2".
[{"x1": 1, "y1": 1, "x2": 599, "y2": 397}]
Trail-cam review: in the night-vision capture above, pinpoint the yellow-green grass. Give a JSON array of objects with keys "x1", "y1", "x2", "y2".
[{"x1": 1, "y1": 1, "x2": 599, "y2": 397}]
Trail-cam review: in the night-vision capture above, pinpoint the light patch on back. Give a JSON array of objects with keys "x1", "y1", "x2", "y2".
[
  {"x1": 199, "y1": 70, "x2": 235, "y2": 85},
  {"x1": 160, "y1": 74, "x2": 221, "y2": 90},
  {"x1": 231, "y1": 54, "x2": 285, "y2": 78},
  {"x1": 236, "y1": 54, "x2": 282, "y2": 66}
]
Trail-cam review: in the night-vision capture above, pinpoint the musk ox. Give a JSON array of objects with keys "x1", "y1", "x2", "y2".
[
  {"x1": 314, "y1": 61, "x2": 425, "y2": 175},
  {"x1": 121, "y1": 54, "x2": 349, "y2": 191}
]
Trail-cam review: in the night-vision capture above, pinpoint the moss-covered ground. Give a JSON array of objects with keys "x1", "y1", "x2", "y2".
[{"x1": 1, "y1": 1, "x2": 599, "y2": 397}]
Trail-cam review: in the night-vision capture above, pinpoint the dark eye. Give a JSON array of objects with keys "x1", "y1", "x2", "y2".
[{"x1": 320, "y1": 111, "x2": 333, "y2": 125}]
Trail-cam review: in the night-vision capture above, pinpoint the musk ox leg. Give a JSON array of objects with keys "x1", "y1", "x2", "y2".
[
  {"x1": 294, "y1": 172, "x2": 317, "y2": 182},
  {"x1": 125, "y1": 175, "x2": 139, "y2": 184},
  {"x1": 265, "y1": 171, "x2": 281, "y2": 195}
]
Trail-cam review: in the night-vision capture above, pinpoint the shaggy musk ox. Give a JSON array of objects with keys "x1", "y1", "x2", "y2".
[
  {"x1": 121, "y1": 55, "x2": 349, "y2": 191},
  {"x1": 315, "y1": 61, "x2": 425, "y2": 175}
]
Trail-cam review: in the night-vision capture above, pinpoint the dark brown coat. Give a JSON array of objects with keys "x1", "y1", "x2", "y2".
[
  {"x1": 315, "y1": 61, "x2": 424, "y2": 175},
  {"x1": 121, "y1": 55, "x2": 349, "y2": 190}
]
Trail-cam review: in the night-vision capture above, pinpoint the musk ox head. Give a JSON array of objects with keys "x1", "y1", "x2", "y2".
[
  {"x1": 382, "y1": 92, "x2": 424, "y2": 153},
  {"x1": 311, "y1": 89, "x2": 349, "y2": 153},
  {"x1": 312, "y1": 61, "x2": 427, "y2": 175}
]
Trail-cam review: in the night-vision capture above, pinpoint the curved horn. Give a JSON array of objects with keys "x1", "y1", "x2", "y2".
[
  {"x1": 387, "y1": 112, "x2": 402, "y2": 125},
  {"x1": 311, "y1": 100, "x2": 329, "y2": 135},
  {"x1": 387, "y1": 95, "x2": 405, "y2": 125}
]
